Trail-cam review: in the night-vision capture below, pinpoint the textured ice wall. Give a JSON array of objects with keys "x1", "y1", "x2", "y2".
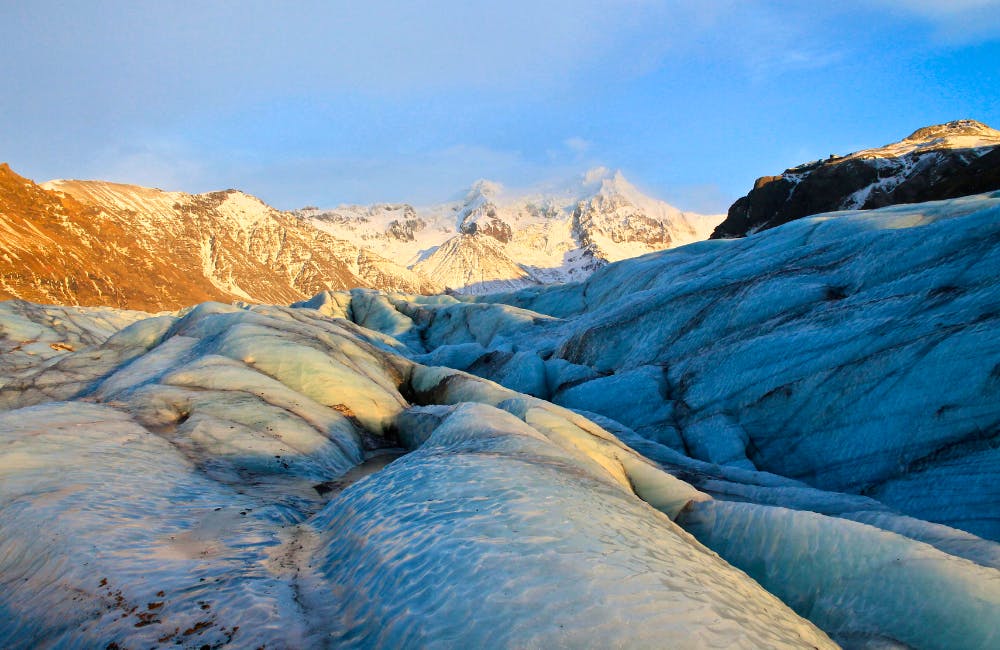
[
  {"x1": 0, "y1": 300, "x2": 834, "y2": 648},
  {"x1": 308, "y1": 403, "x2": 829, "y2": 648},
  {"x1": 678, "y1": 500, "x2": 1000, "y2": 650}
]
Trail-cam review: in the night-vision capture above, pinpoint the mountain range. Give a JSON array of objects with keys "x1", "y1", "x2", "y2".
[
  {"x1": 5, "y1": 120, "x2": 998, "y2": 311},
  {"x1": 0, "y1": 166, "x2": 432, "y2": 311},
  {"x1": 297, "y1": 169, "x2": 720, "y2": 294},
  {"x1": 0, "y1": 165, "x2": 718, "y2": 310}
]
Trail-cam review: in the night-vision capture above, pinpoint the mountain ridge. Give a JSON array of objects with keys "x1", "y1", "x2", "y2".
[
  {"x1": 0, "y1": 164, "x2": 719, "y2": 309},
  {"x1": 712, "y1": 119, "x2": 1000, "y2": 238},
  {"x1": 0, "y1": 166, "x2": 433, "y2": 311}
]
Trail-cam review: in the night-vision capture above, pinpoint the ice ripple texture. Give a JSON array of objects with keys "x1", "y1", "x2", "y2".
[
  {"x1": 0, "y1": 300, "x2": 831, "y2": 648},
  {"x1": 2, "y1": 192, "x2": 1000, "y2": 648}
]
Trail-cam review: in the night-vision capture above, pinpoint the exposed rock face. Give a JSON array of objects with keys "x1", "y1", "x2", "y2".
[
  {"x1": 573, "y1": 192, "x2": 673, "y2": 249},
  {"x1": 386, "y1": 216, "x2": 426, "y2": 241},
  {"x1": 457, "y1": 185, "x2": 514, "y2": 243},
  {"x1": 0, "y1": 163, "x2": 217, "y2": 311},
  {"x1": 0, "y1": 165, "x2": 434, "y2": 310},
  {"x1": 712, "y1": 119, "x2": 1000, "y2": 238}
]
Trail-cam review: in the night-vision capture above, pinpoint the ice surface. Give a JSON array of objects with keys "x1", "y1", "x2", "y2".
[
  {"x1": 0, "y1": 300, "x2": 151, "y2": 387},
  {"x1": 678, "y1": 500, "x2": 1000, "y2": 650},
  {"x1": 0, "y1": 402, "x2": 311, "y2": 648},
  {"x1": 0, "y1": 296, "x2": 836, "y2": 648},
  {"x1": 3, "y1": 191, "x2": 1000, "y2": 646},
  {"x1": 307, "y1": 403, "x2": 828, "y2": 648}
]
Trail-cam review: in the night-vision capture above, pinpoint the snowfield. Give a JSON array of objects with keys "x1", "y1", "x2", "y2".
[{"x1": 2, "y1": 192, "x2": 1000, "y2": 648}]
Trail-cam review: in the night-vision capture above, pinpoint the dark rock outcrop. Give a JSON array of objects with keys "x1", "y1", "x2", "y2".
[
  {"x1": 712, "y1": 119, "x2": 1000, "y2": 238},
  {"x1": 459, "y1": 201, "x2": 514, "y2": 243}
]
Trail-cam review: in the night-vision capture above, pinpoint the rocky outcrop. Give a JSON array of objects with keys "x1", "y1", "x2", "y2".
[
  {"x1": 459, "y1": 208, "x2": 514, "y2": 243},
  {"x1": 386, "y1": 215, "x2": 426, "y2": 241},
  {"x1": 573, "y1": 192, "x2": 673, "y2": 248},
  {"x1": 456, "y1": 184, "x2": 515, "y2": 244},
  {"x1": 712, "y1": 119, "x2": 1000, "y2": 238}
]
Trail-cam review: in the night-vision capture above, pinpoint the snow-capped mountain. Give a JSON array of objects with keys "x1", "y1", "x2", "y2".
[
  {"x1": 2, "y1": 190, "x2": 998, "y2": 648},
  {"x1": 712, "y1": 119, "x2": 1000, "y2": 238},
  {"x1": 0, "y1": 163, "x2": 719, "y2": 309},
  {"x1": 297, "y1": 167, "x2": 722, "y2": 294},
  {"x1": 0, "y1": 164, "x2": 434, "y2": 310}
]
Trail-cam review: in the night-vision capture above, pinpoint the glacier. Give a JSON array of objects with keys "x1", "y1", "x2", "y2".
[{"x1": 1, "y1": 192, "x2": 1000, "y2": 647}]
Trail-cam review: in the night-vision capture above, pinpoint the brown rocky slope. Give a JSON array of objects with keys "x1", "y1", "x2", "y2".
[{"x1": 0, "y1": 164, "x2": 435, "y2": 311}]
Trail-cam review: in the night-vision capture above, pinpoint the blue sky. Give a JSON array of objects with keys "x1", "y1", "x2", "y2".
[{"x1": 2, "y1": 1, "x2": 999, "y2": 212}]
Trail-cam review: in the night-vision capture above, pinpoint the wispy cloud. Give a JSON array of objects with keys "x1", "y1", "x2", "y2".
[
  {"x1": 564, "y1": 137, "x2": 592, "y2": 155},
  {"x1": 877, "y1": 0, "x2": 1000, "y2": 42}
]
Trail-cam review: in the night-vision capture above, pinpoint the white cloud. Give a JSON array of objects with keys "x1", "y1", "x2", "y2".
[{"x1": 564, "y1": 137, "x2": 592, "y2": 155}]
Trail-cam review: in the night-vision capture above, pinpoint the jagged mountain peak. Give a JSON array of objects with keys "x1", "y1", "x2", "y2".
[
  {"x1": 567, "y1": 167, "x2": 635, "y2": 202},
  {"x1": 457, "y1": 180, "x2": 503, "y2": 223},
  {"x1": 462, "y1": 168, "x2": 639, "y2": 207},
  {"x1": 584, "y1": 166, "x2": 627, "y2": 190},
  {"x1": 595, "y1": 174, "x2": 655, "y2": 209}
]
